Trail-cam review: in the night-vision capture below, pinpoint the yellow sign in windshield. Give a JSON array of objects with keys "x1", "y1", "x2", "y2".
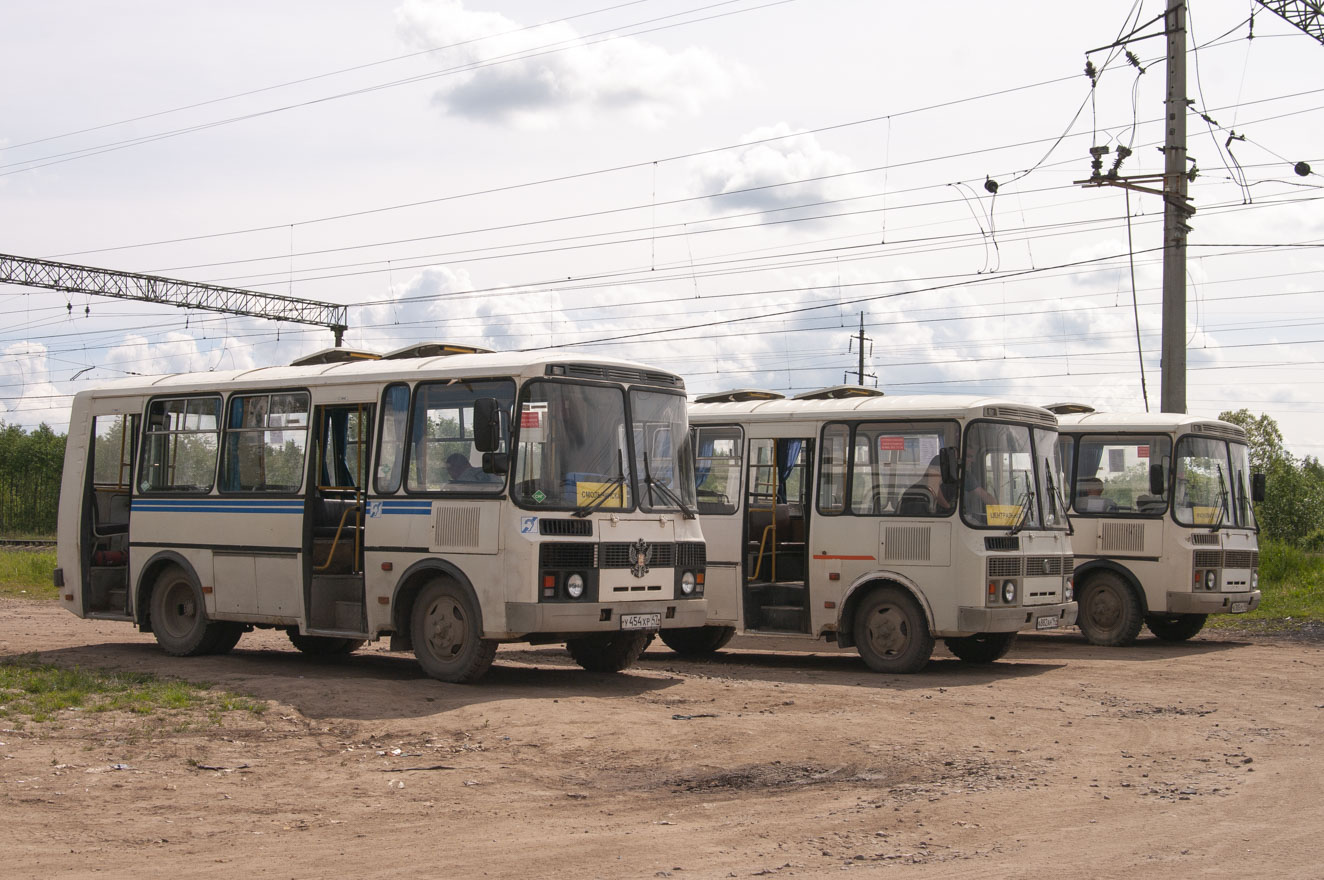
[
  {"x1": 986, "y1": 504, "x2": 1022, "y2": 527},
  {"x1": 576, "y1": 480, "x2": 625, "y2": 507}
]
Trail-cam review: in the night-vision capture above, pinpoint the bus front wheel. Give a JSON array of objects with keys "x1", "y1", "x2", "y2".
[
  {"x1": 659, "y1": 625, "x2": 736, "y2": 656},
  {"x1": 1145, "y1": 613, "x2": 1207, "y2": 642},
  {"x1": 567, "y1": 631, "x2": 650, "y2": 672},
  {"x1": 1077, "y1": 572, "x2": 1144, "y2": 646},
  {"x1": 944, "y1": 631, "x2": 1018, "y2": 664},
  {"x1": 410, "y1": 580, "x2": 497, "y2": 683},
  {"x1": 852, "y1": 586, "x2": 934, "y2": 674},
  {"x1": 150, "y1": 565, "x2": 228, "y2": 656}
]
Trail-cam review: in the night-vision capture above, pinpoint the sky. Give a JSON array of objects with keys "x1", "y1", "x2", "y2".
[{"x1": 1, "y1": 0, "x2": 1321, "y2": 456}]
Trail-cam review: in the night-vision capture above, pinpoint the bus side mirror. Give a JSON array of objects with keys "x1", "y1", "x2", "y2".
[
  {"x1": 482, "y1": 452, "x2": 510, "y2": 475},
  {"x1": 939, "y1": 447, "x2": 958, "y2": 484},
  {"x1": 1252, "y1": 472, "x2": 1266, "y2": 503},
  {"x1": 473, "y1": 398, "x2": 501, "y2": 452},
  {"x1": 1148, "y1": 463, "x2": 1165, "y2": 496}
]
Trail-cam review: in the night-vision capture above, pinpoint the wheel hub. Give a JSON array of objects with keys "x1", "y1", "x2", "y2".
[
  {"x1": 865, "y1": 605, "x2": 908, "y2": 657},
  {"x1": 425, "y1": 600, "x2": 465, "y2": 658}
]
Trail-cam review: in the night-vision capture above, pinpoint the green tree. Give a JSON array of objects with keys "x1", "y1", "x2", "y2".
[{"x1": 1220, "y1": 410, "x2": 1324, "y2": 544}]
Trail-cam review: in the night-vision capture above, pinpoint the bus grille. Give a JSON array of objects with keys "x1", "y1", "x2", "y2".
[
  {"x1": 601, "y1": 542, "x2": 678, "y2": 568},
  {"x1": 540, "y1": 543, "x2": 596, "y2": 568},
  {"x1": 1190, "y1": 533, "x2": 1219, "y2": 546},
  {"x1": 1193, "y1": 550, "x2": 1223, "y2": 568},
  {"x1": 984, "y1": 536, "x2": 1020, "y2": 551},
  {"x1": 1224, "y1": 550, "x2": 1254, "y2": 569},
  {"x1": 988, "y1": 557, "x2": 1023, "y2": 578},
  {"x1": 883, "y1": 526, "x2": 932, "y2": 562},
  {"x1": 1025, "y1": 556, "x2": 1065, "y2": 576},
  {"x1": 540, "y1": 518, "x2": 593, "y2": 537},
  {"x1": 676, "y1": 542, "x2": 706, "y2": 568},
  {"x1": 1101, "y1": 521, "x2": 1145, "y2": 553}
]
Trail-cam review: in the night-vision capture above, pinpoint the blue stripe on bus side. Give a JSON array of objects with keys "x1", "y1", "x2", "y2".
[{"x1": 132, "y1": 500, "x2": 303, "y2": 513}]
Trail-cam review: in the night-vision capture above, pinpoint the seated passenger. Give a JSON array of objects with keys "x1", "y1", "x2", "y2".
[
  {"x1": 446, "y1": 452, "x2": 496, "y2": 484},
  {"x1": 899, "y1": 456, "x2": 956, "y2": 516},
  {"x1": 1076, "y1": 476, "x2": 1116, "y2": 512}
]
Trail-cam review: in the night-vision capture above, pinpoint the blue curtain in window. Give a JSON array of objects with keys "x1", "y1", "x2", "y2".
[
  {"x1": 777, "y1": 440, "x2": 802, "y2": 503},
  {"x1": 694, "y1": 432, "x2": 714, "y2": 489}
]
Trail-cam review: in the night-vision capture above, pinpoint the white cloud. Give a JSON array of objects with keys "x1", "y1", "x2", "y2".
[
  {"x1": 395, "y1": 0, "x2": 746, "y2": 128},
  {"x1": 686, "y1": 124, "x2": 855, "y2": 219}
]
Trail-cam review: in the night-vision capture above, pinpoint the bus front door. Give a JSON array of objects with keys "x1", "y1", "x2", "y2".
[
  {"x1": 742, "y1": 437, "x2": 812, "y2": 634},
  {"x1": 304, "y1": 404, "x2": 373, "y2": 635}
]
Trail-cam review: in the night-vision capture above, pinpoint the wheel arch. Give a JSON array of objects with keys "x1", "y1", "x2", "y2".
[
  {"x1": 388, "y1": 558, "x2": 480, "y2": 651},
  {"x1": 133, "y1": 550, "x2": 203, "y2": 631},
  {"x1": 1075, "y1": 559, "x2": 1149, "y2": 615},
  {"x1": 835, "y1": 572, "x2": 934, "y2": 649}
]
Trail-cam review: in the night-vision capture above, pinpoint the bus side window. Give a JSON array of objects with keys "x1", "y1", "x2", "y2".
[
  {"x1": 694, "y1": 425, "x2": 742, "y2": 515},
  {"x1": 817, "y1": 424, "x2": 848, "y2": 515},
  {"x1": 91, "y1": 414, "x2": 136, "y2": 532},
  {"x1": 140, "y1": 396, "x2": 222, "y2": 493},
  {"x1": 376, "y1": 383, "x2": 409, "y2": 494}
]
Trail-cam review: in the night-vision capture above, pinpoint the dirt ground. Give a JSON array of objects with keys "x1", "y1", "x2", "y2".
[{"x1": 1, "y1": 598, "x2": 1321, "y2": 880}]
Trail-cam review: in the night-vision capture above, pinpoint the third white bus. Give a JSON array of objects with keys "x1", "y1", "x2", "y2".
[{"x1": 1050, "y1": 405, "x2": 1263, "y2": 645}]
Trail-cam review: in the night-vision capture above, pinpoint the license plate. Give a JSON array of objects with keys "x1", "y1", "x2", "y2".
[
  {"x1": 620, "y1": 612, "x2": 661, "y2": 631},
  {"x1": 1035, "y1": 615, "x2": 1059, "y2": 630},
  {"x1": 1231, "y1": 602, "x2": 1249, "y2": 614}
]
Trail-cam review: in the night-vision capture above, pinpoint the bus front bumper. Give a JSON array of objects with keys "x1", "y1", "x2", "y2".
[
  {"x1": 1165, "y1": 590, "x2": 1261, "y2": 615},
  {"x1": 955, "y1": 601, "x2": 1077, "y2": 635},
  {"x1": 502, "y1": 599, "x2": 708, "y2": 636}
]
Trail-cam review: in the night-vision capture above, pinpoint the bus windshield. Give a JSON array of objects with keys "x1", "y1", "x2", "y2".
[
  {"x1": 1229, "y1": 442, "x2": 1257, "y2": 530},
  {"x1": 1174, "y1": 436, "x2": 1242, "y2": 528},
  {"x1": 631, "y1": 389, "x2": 697, "y2": 514},
  {"x1": 962, "y1": 422, "x2": 1041, "y2": 530},
  {"x1": 1035, "y1": 427, "x2": 1070, "y2": 530},
  {"x1": 514, "y1": 381, "x2": 632, "y2": 511}
]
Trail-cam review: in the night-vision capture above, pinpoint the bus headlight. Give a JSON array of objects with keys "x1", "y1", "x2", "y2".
[
  {"x1": 1002, "y1": 580, "x2": 1017, "y2": 604},
  {"x1": 566, "y1": 573, "x2": 585, "y2": 599},
  {"x1": 680, "y1": 571, "x2": 697, "y2": 596},
  {"x1": 1064, "y1": 577, "x2": 1074, "y2": 603},
  {"x1": 1251, "y1": 571, "x2": 1259, "y2": 590},
  {"x1": 1204, "y1": 570, "x2": 1217, "y2": 591}
]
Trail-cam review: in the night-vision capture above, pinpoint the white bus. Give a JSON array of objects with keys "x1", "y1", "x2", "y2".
[
  {"x1": 1049, "y1": 405, "x2": 1263, "y2": 645},
  {"x1": 662, "y1": 388, "x2": 1077, "y2": 673},
  {"x1": 55, "y1": 345, "x2": 706, "y2": 682}
]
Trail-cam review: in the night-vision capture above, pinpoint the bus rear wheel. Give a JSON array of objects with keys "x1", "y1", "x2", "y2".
[
  {"x1": 943, "y1": 631, "x2": 1018, "y2": 664},
  {"x1": 410, "y1": 580, "x2": 497, "y2": 683},
  {"x1": 150, "y1": 564, "x2": 228, "y2": 657},
  {"x1": 1145, "y1": 613, "x2": 1207, "y2": 642},
  {"x1": 852, "y1": 586, "x2": 934, "y2": 674},
  {"x1": 567, "y1": 631, "x2": 650, "y2": 672},
  {"x1": 1077, "y1": 572, "x2": 1144, "y2": 646},
  {"x1": 287, "y1": 630, "x2": 365, "y2": 655},
  {"x1": 659, "y1": 625, "x2": 736, "y2": 656}
]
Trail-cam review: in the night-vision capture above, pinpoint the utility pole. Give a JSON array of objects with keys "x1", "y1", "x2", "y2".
[
  {"x1": 844, "y1": 312, "x2": 876, "y2": 387},
  {"x1": 1159, "y1": 0, "x2": 1189, "y2": 414},
  {"x1": 0, "y1": 252, "x2": 349, "y2": 346},
  {"x1": 1077, "y1": 0, "x2": 1194, "y2": 413}
]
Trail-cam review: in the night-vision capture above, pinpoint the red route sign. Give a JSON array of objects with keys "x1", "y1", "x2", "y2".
[{"x1": 878, "y1": 436, "x2": 906, "y2": 451}]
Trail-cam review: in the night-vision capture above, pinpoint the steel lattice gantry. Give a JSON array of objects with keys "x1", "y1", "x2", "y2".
[
  {"x1": 1256, "y1": 1, "x2": 1324, "y2": 45},
  {"x1": 0, "y1": 252, "x2": 349, "y2": 345}
]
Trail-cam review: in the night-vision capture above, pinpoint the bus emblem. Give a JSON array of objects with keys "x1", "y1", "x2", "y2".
[
  {"x1": 368, "y1": 501, "x2": 383, "y2": 518},
  {"x1": 630, "y1": 538, "x2": 653, "y2": 578}
]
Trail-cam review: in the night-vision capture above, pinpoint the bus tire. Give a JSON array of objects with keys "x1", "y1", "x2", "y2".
[
  {"x1": 1145, "y1": 613, "x2": 1207, "y2": 642},
  {"x1": 944, "y1": 631, "x2": 1018, "y2": 664},
  {"x1": 658, "y1": 625, "x2": 736, "y2": 656},
  {"x1": 287, "y1": 630, "x2": 365, "y2": 656},
  {"x1": 567, "y1": 631, "x2": 650, "y2": 672},
  {"x1": 150, "y1": 564, "x2": 225, "y2": 657},
  {"x1": 410, "y1": 580, "x2": 496, "y2": 683},
  {"x1": 852, "y1": 586, "x2": 934, "y2": 674},
  {"x1": 1077, "y1": 572, "x2": 1144, "y2": 646},
  {"x1": 207, "y1": 623, "x2": 245, "y2": 655}
]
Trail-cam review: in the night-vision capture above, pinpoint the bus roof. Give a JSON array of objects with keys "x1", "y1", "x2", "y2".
[
  {"x1": 689, "y1": 393, "x2": 1058, "y2": 426},
  {"x1": 1054, "y1": 410, "x2": 1248, "y2": 441},
  {"x1": 68, "y1": 348, "x2": 685, "y2": 401}
]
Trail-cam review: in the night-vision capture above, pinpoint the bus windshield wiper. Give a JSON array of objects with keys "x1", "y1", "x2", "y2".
[
  {"x1": 1045, "y1": 465, "x2": 1073, "y2": 536},
  {"x1": 1010, "y1": 488, "x2": 1035, "y2": 535},
  {"x1": 572, "y1": 451, "x2": 627, "y2": 518},
  {"x1": 1211, "y1": 464, "x2": 1229, "y2": 532},
  {"x1": 642, "y1": 450, "x2": 696, "y2": 519}
]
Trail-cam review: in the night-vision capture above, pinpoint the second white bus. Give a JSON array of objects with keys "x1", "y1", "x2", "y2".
[{"x1": 661, "y1": 388, "x2": 1077, "y2": 673}]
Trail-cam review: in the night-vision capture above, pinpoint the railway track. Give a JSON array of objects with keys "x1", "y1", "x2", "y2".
[{"x1": 0, "y1": 538, "x2": 56, "y2": 549}]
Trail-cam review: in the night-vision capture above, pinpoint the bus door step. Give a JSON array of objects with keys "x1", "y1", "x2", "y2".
[{"x1": 756, "y1": 604, "x2": 809, "y2": 632}]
